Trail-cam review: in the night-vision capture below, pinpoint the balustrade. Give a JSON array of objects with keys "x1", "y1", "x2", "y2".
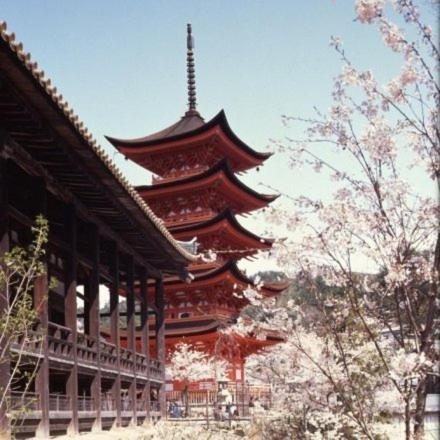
[
  {"x1": 100, "y1": 396, "x2": 116, "y2": 411},
  {"x1": 150, "y1": 400, "x2": 161, "y2": 413},
  {"x1": 47, "y1": 322, "x2": 73, "y2": 358},
  {"x1": 135, "y1": 353, "x2": 149, "y2": 376},
  {"x1": 149, "y1": 358, "x2": 164, "y2": 381},
  {"x1": 9, "y1": 391, "x2": 40, "y2": 412},
  {"x1": 136, "y1": 399, "x2": 148, "y2": 412},
  {"x1": 48, "y1": 394, "x2": 70, "y2": 411},
  {"x1": 99, "y1": 340, "x2": 118, "y2": 369},
  {"x1": 119, "y1": 346, "x2": 135, "y2": 372},
  {"x1": 77, "y1": 396, "x2": 94, "y2": 412},
  {"x1": 76, "y1": 332, "x2": 98, "y2": 364}
]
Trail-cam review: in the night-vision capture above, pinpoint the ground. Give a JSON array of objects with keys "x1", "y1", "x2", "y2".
[{"x1": 55, "y1": 422, "x2": 254, "y2": 440}]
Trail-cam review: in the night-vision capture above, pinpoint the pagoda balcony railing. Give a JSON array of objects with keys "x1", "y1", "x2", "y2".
[{"x1": 164, "y1": 210, "x2": 215, "y2": 228}]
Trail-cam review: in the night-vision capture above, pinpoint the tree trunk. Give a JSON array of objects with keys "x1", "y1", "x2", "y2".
[
  {"x1": 413, "y1": 379, "x2": 426, "y2": 440},
  {"x1": 404, "y1": 395, "x2": 411, "y2": 440},
  {"x1": 183, "y1": 384, "x2": 189, "y2": 418}
]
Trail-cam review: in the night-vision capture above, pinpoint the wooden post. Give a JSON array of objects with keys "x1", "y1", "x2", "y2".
[
  {"x1": 0, "y1": 155, "x2": 10, "y2": 439},
  {"x1": 109, "y1": 243, "x2": 121, "y2": 427},
  {"x1": 126, "y1": 256, "x2": 137, "y2": 425},
  {"x1": 139, "y1": 268, "x2": 150, "y2": 422},
  {"x1": 34, "y1": 178, "x2": 50, "y2": 438},
  {"x1": 88, "y1": 224, "x2": 101, "y2": 431},
  {"x1": 205, "y1": 390, "x2": 209, "y2": 428},
  {"x1": 65, "y1": 205, "x2": 79, "y2": 435},
  {"x1": 154, "y1": 278, "x2": 166, "y2": 418}
]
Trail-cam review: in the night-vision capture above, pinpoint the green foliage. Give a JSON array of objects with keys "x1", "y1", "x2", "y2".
[{"x1": 0, "y1": 215, "x2": 50, "y2": 423}]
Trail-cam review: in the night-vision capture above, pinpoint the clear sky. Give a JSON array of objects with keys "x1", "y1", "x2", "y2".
[{"x1": 2, "y1": 1, "x2": 437, "y2": 273}]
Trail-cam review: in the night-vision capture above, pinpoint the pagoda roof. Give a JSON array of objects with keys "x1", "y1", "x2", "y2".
[
  {"x1": 136, "y1": 159, "x2": 278, "y2": 214},
  {"x1": 170, "y1": 209, "x2": 274, "y2": 256},
  {"x1": 159, "y1": 260, "x2": 283, "y2": 298},
  {"x1": 105, "y1": 110, "x2": 272, "y2": 173}
]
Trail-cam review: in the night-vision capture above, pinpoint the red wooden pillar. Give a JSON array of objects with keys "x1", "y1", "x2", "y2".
[
  {"x1": 65, "y1": 205, "x2": 78, "y2": 435},
  {"x1": 34, "y1": 178, "x2": 50, "y2": 438},
  {"x1": 139, "y1": 268, "x2": 150, "y2": 421},
  {"x1": 109, "y1": 244, "x2": 121, "y2": 427},
  {"x1": 154, "y1": 278, "x2": 166, "y2": 417},
  {"x1": 0, "y1": 155, "x2": 10, "y2": 439},
  {"x1": 126, "y1": 256, "x2": 137, "y2": 425},
  {"x1": 88, "y1": 225, "x2": 101, "y2": 431}
]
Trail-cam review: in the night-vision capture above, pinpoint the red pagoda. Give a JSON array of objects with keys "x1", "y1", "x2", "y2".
[{"x1": 107, "y1": 24, "x2": 284, "y2": 386}]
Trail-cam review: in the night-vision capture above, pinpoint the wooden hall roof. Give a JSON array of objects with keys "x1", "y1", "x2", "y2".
[{"x1": 0, "y1": 22, "x2": 196, "y2": 275}]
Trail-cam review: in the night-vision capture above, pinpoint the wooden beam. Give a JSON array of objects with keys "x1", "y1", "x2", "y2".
[
  {"x1": 126, "y1": 256, "x2": 137, "y2": 425},
  {"x1": 65, "y1": 205, "x2": 78, "y2": 435},
  {"x1": 0, "y1": 152, "x2": 10, "y2": 439},
  {"x1": 1, "y1": 135, "x2": 162, "y2": 278},
  {"x1": 154, "y1": 278, "x2": 166, "y2": 417},
  {"x1": 33, "y1": 177, "x2": 50, "y2": 439},
  {"x1": 109, "y1": 243, "x2": 121, "y2": 427},
  {"x1": 139, "y1": 267, "x2": 150, "y2": 421},
  {"x1": 88, "y1": 224, "x2": 101, "y2": 432}
]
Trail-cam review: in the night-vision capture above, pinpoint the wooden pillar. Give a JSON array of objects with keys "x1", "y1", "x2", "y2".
[
  {"x1": 139, "y1": 268, "x2": 150, "y2": 421},
  {"x1": 0, "y1": 155, "x2": 10, "y2": 439},
  {"x1": 65, "y1": 205, "x2": 78, "y2": 435},
  {"x1": 88, "y1": 225, "x2": 101, "y2": 431},
  {"x1": 109, "y1": 243, "x2": 121, "y2": 427},
  {"x1": 154, "y1": 278, "x2": 166, "y2": 417},
  {"x1": 126, "y1": 256, "x2": 137, "y2": 425},
  {"x1": 34, "y1": 178, "x2": 50, "y2": 438}
]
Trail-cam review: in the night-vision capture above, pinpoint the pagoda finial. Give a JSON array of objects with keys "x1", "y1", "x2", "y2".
[{"x1": 186, "y1": 23, "x2": 197, "y2": 114}]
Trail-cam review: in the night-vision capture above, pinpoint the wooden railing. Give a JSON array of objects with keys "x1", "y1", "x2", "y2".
[
  {"x1": 77, "y1": 396, "x2": 94, "y2": 412},
  {"x1": 101, "y1": 397, "x2": 116, "y2": 411},
  {"x1": 136, "y1": 353, "x2": 149, "y2": 376},
  {"x1": 48, "y1": 394, "x2": 70, "y2": 411},
  {"x1": 149, "y1": 359, "x2": 163, "y2": 381},
  {"x1": 48, "y1": 322, "x2": 74, "y2": 359},
  {"x1": 100, "y1": 340, "x2": 118, "y2": 369},
  {"x1": 9, "y1": 391, "x2": 40, "y2": 412},
  {"x1": 119, "y1": 346, "x2": 135, "y2": 373},
  {"x1": 76, "y1": 332, "x2": 98, "y2": 364},
  {"x1": 11, "y1": 321, "x2": 164, "y2": 380}
]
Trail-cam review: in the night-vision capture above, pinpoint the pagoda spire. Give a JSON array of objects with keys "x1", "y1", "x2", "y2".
[{"x1": 186, "y1": 23, "x2": 197, "y2": 114}]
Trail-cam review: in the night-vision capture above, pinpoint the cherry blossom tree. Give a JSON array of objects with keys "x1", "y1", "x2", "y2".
[
  {"x1": 242, "y1": 1, "x2": 438, "y2": 439},
  {"x1": 167, "y1": 342, "x2": 227, "y2": 416}
]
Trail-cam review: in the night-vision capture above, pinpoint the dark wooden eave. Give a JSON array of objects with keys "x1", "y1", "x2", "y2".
[{"x1": 0, "y1": 35, "x2": 194, "y2": 276}]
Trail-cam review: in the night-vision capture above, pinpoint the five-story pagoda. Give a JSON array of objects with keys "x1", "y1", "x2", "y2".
[{"x1": 106, "y1": 24, "x2": 284, "y2": 386}]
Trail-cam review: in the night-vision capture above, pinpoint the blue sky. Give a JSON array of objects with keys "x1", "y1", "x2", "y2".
[{"x1": 2, "y1": 1, "x2": 437, "y2": 273}]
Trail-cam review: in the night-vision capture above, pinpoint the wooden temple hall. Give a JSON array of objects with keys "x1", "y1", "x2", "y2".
[{"x1": 0, "y1": 22, "x2": 197, "y2": 438}]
